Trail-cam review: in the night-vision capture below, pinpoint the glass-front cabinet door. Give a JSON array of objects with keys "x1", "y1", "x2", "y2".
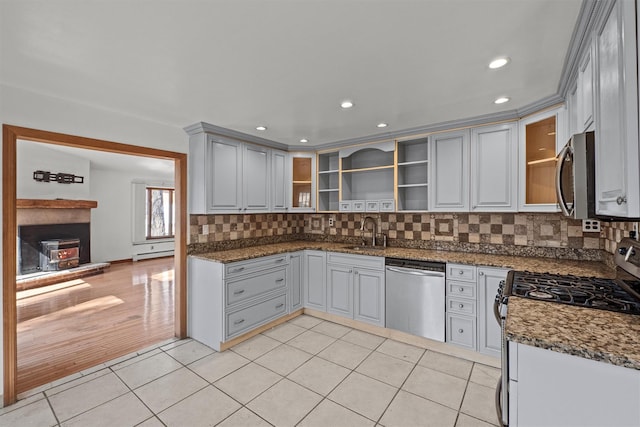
[
  {"x1": 518, "y1": 107, "x2": 564, "y2": 212},
  {"x1": 289, "y1": 153, "x2": 316, "y2": 212}
]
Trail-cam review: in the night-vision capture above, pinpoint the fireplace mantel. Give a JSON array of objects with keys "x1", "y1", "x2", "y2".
[{"x1": 17, "y1": 199, "x2": 98, "y2": 209}]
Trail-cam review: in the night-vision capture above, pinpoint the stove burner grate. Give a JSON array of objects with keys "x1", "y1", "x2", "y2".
[{"x1": 510, "y1": 271, "x2": 640, "y2": 315}]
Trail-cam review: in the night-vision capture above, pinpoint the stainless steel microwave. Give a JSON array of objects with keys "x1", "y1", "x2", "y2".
[{"x1": 555, "y1": 131, "x2": 596, "y2": 219}]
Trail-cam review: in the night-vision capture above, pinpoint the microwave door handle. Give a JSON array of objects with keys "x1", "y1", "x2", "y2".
[{"x1": 556, "y1": 144, "x2": 572, "y2": 217}]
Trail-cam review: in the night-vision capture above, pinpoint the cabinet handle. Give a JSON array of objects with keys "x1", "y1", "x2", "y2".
[
  {"x1": 479, "y1": 272, "x2": 484, "y2": 276},
  {"x1": 232, "y1": 267, "x2": 245, "y2": 273},
  {"x1": 459, "y1": 303, "x2": 464, "y2": 308},
  {"x1": 233, "y1": 289, "x2": 245, "y2": 295},
  {"x1": 617, "y1": 196, "x2": 627, "y2": 205},
  {"x1": 458, "y1": 328, "x2": 464, "y2": 333},
  {"x1": 459, "y1": 287, "x2": 464, "y2": 292},
  {"x1": 275, "y1": 258, "x2": 285, "y2": 263},
  {"x1": 275, "y1": 303, "x2": 285, "y2": 309},
  {"x1": 243, "y1": 207, "x2": 247, "y2": 211},
  {"x1": 355, "y1": 271, "x2": 359, "y2": 275},
  {"x1": 458, "y1": 270, "x2": 464, "y2": 275},
  {"x1": 348, "y1": 269, "x2": 353, "y2": 273},
  {"x1": 275, "y1": 278, "x2": 284, "y2": 283},
  {"x1": 234, "y1": 319, "x2": 245, "y2": 325}
]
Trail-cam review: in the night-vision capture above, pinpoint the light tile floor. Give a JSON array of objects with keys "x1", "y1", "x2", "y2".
[{"x1": 0, "y1": 315, "x2": 500, "y2": 426}]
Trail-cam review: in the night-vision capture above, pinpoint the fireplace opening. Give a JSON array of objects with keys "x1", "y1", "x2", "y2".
[{"x1": 18, "y1": 223, "x2": 91, "y2": 275}]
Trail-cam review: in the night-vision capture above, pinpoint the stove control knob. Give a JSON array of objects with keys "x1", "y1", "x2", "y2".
[{"x1": 619, "y1": 247, "x2": 628, "y2": 256}]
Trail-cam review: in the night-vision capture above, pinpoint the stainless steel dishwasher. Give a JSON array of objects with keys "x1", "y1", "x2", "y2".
[{"x1": 385, "y1": 258, "x2": 446, "y2": 342}]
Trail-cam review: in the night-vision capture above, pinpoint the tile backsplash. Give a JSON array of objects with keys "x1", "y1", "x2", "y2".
[{"x1": 186, "y1": 212, "x2": 635, "y2": 262}]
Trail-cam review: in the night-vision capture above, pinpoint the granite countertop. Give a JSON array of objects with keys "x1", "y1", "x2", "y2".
[
  {"x1": 190, "y1": 240, "x2": 616, "y2": 278},
  {"x1": 506, "y1": 297, "x2": 640, "y2": 370}
]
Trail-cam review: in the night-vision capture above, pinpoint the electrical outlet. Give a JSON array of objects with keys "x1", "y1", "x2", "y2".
[
  {"x1": 328, "y1": 217, "x2": 335, "y2": 227},
  {"x1": 582, "y1": 219, "x2": 601, "y2": 233}
]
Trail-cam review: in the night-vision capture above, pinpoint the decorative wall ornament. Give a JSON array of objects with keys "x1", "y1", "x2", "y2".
[{"x1": 33, "y1": 170, "x2": 84, "y2": 184}]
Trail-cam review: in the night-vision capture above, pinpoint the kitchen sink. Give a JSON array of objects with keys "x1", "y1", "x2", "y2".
[{"x1": 346, "y1": 245, "x2": 385, "y2": 251}]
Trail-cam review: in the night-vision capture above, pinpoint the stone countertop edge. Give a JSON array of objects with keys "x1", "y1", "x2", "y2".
[
  {"x1": 188, "y1": 241, "x2": 616, "y2": 278},
  {"x1": 506, "y1": 296, "x2": 640, "y2": 370}
]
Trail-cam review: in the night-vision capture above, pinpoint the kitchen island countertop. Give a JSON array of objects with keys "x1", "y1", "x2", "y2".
[{"x1": 506, "y1": 296, "x2": 640, "y2": 370}]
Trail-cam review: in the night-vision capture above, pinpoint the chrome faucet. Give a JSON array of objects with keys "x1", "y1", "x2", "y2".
[{"x1": 360, "y1": 216, "x2": 377, "y2": 247}]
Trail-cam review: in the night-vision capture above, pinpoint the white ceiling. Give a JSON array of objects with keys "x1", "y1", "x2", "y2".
[{"x1": 1, "y1": 0, "x2": 582, "y2": 147}]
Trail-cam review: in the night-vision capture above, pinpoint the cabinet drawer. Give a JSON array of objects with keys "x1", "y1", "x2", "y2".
[
  {"x1": 327, "y1": 252, "x2": 384, "y2": 270},
  {"x1": 365, "y1": 200, "x2": 379, "y2": 212},
  {"x1": 352, "y1": 200, "x2": 365, "y2": 212},
  {"x1": 447, "y1": 297, "x2": 476, "y2": 316},
  {"x1": 225, "y1": 254, "x2": 288, "y2": 278},
  {"x1": 226, "y1": 268, "x2": 286, "y2": 306},
  {"x1": 447, "y1": 281, "x2": 477, "y2": 300},
  {"x1": 339, "y1": 201, "x2": 352, "y2": 212},
  {"x1": 447, "y1": 263, "x2": 476, "y2": 282},
  {"x1": 379, "y1": 199, "x2": 395, "y2": 212},
  {"x1": 226, "y1": 293, "x2": 287, "y2": 338},
  {"x1": 447, "y1": 314, "x2": 476, "y2": 349}
]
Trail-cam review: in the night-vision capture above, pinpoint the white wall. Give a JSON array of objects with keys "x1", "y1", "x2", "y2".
[
  {"x1": 17, "y1": 140, "x2": 91, "y2": 199},
  {"x1": 0, "y1": 83, "x2": 188, "y2": 398},
  {"x1": 90, "y1": 169, "x2": 174, "y2": 262}
]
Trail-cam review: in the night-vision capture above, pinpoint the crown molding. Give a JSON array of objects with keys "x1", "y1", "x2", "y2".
[{"x1": 183, "y1": 122, "x2": 289, "y2": 150}]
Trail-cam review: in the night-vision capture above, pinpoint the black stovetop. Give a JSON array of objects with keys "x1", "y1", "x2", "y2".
[{"x1": 505, "y1": 270, "x2": 640, "y2": 315}]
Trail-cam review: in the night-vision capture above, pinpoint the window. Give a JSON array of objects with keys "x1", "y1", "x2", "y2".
[{"x1": 146, "y1": 187, "x2": 175, "y2": 239}]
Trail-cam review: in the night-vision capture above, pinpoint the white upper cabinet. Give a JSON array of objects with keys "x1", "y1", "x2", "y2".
[
  {"x1": 470, "y1": 122, "x2": 518, "y2": 212},
  {"x1": 594, "y1": 0, "x2": 640, "y2": 218},
  {"x1": 577, "y1": 38, "x2": 595, "y2": 132},
  {"x1": 518, "y1": 108, "x2": 561, "y2": 212},
  {"x1": 271, "y1": 149, "x2": 287, "y2": 212},
  {"x1": 243, "y1": 143, "x2": 270, "y2": 212},
  {"x1": 429, "y1": 130, "x2": 470, "y2": 212},
  {"x1": 189, "y1": 133, "x2": 243, "y2": 214}
]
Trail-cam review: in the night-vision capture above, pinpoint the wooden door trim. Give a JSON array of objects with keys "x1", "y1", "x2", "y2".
[{"x1": 2, "y1": 124, "x2": 188, "y2": 406}]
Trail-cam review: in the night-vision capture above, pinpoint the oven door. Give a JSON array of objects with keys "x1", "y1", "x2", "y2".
[{"x1": 494, "y1": 285, "x2": 509, "y2": 427}]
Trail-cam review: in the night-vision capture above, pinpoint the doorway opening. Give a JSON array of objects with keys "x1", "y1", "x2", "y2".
[{"x1": 3, "y1": 124, "x2": 187, "y2": 406}]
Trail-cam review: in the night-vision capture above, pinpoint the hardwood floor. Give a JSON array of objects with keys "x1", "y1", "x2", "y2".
[{"x1": 16, "y1": 257, "x2": 175, "y2": 394}]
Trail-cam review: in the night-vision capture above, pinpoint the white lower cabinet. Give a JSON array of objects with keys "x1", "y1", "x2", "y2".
[
  {"x1": 188, "y1": 254, "x2": 289, "y2": 351},
  {"x1": 303, "y1": 250, "x2": 327, "y2": 311},
  {"x1": 477, "y1": 267, "x2": 508, "y2": 357},
  {"x1": 508, "y1": 342, "x2": 640, "y2": 426},
  {"x1": 288, "y1": 251, "x2": 304, "y2": 312},
  {"x1": 319, "y1": 252, "x2": 386, "y2": 327},
  {"x1": 445, "y1": 263, "x2": 505, "y2": 357}
]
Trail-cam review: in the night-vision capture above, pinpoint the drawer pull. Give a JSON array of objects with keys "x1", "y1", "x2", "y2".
[
  {"x1": 233, "y1": 289, "x2": 245, "y2": 295},
  {"x1": 458, "y1": 328, "x2": 464, "y2": 333},
  {"x1": 459, "y1": 287, "x2": 464, "y2": 292},
  {"x1": 275, "y1": 278, "x2": 285, "y2": 283},
  {"x1": 479, "y1": 271, "x2": 484, "y2": 276},
  {"x1": 275, "y1": 303, "x2": 285, "y2": 309},
  {"x1": 234, "y1": 319, "x2": 245, "y2": 325},
  {"x1": 458, "y1": 270, "x2": 464, "y2": 275},
  {"x1": 458, "y1": 303, "x2": 464, "y2": 308},
  {"x1": 275, "y1": 258, "x2": 285, "y2": 263},
  {"x1": 232, "y1": 267, "x2": 245, "y2": 273}
]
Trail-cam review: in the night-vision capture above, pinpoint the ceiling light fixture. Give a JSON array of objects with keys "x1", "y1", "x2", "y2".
[
  {"x1": 489, "y1": 57, "x2": 510, "y2": 69},
  {"x1": 256, "y1": 126, "x2": 267, "y2": 131},
  {"x1": 341, "y1": 100, "x2": 354, "y2": 109},
  {"x1": 377, "y1": 123, "x2": 388, "y2": 128},
  {"x1": 494, "y1": 97, "x2": 510, "y2": 104},
  {"x1": 300, "y1": 138, "x2": 308, "y2": 143}
]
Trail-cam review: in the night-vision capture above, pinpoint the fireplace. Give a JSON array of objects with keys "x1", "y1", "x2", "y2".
[{"x1": 18, "y1": 223, "x2": 91, "y2": 275}]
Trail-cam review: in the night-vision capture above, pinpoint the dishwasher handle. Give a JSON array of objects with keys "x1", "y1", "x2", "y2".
[{"x1": 385, "y1": 266, "x2": 445, "y2": 278}]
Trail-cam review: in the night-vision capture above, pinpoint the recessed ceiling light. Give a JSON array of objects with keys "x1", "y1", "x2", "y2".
[
  {"x1": 256, "y1": 126, "x2": 267, "y2": 131},
  {"x1": 489, "y1": 57, "x2": 510, "y2": 69},
  {"x1": 494, "y1": 97, "x2": 510, "y2": 104},
  {"x1": 300, "y1": 138, "x2": 308, "y2": 143},
  {"x1": 341, "y1": 100, "x2": 354, "y2": 109},
  {"x1": 377, "y1": 123, "x2": 388, "y2": 128}
]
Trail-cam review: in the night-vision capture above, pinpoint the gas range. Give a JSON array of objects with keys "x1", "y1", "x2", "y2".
[{"x1": 498, "y1": 237, "x2": 640, "y2": 315}]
